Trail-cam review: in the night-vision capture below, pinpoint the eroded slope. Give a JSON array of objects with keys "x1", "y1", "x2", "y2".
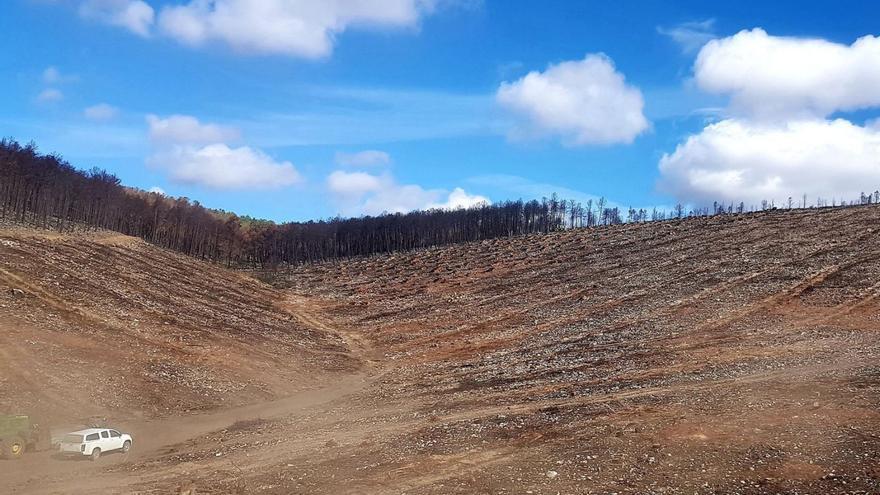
[
  {"x1": 0, "y1": 228, "x2": 357, "y2": 423},
  {"x1": 266, "y1": 206, "x2": 880, "y2": 494},
  {"x1": 6, "y1": 207, "x2": 880, "y2": 495}
]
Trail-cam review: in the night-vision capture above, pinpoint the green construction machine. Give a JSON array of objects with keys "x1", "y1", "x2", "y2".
[{"x1": 0, "y1": 415, "x2": 48, "y2": 459}]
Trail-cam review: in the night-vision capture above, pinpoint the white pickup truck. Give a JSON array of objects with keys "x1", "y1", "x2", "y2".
[{"x1": 58, "y1": 428, "x2": 132, "y2": 460}]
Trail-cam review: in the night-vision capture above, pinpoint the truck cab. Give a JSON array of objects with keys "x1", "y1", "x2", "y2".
[{"x1": 0, "y1": 415, "x2": 47, "y2": 459}]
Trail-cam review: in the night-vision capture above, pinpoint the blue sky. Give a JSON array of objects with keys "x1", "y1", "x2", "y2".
[{"x1": 4, "y1": 1, "x2": 880, "y2": 221}]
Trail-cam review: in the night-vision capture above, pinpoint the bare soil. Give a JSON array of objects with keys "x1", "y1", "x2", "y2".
[{"x1": 3, "y1": 206, "x2": 880, "y2": 494}]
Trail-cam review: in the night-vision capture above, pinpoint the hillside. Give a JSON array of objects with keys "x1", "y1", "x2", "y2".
[
  {"x1": 274, "y1": 205, "x2": 880, "y2": 494},
  {"x1": 0, "y1": 227, "x2": 358, "y2": 422},
  {"x1": 4, "y1": 206, "x2": 880, "y2": 494}
]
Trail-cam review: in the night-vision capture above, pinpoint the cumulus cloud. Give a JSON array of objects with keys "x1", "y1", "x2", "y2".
[
  {"x1": 84, "y1": 103, "x2": 119, "y2": 121},
  {"x1": 657, "y1": 19, "x2": 716, "y2": 54},
  {"x1": 148, "y1": 186, "x2": 166, "y2": 195},
  {"x1": 146, "y1": 114, "x2": 300, "y2": 190},
  {"x1": 660, "y1": 29, "x2": 880, "y2": 206},
  {"x1": 496, "y1": 54, "x2": 649, "y2": 146},
  {"x1": 327, "y1": 170, "x2": 488, "y2": 216},
  {"x1": 147, "y1": 114, "x2": 240, "y2": 145},
  {"x1": 149, "y1": 143, "x2": 302, "y2": 190},
  {"x1": 157, "y1": 0, "x2": 437, "y2": 58},
  {"x1": 37, "y1": 88, "x2": 64, "y2": 103},
  {"x1": 659, "y1": 118, "x2": 880, "y2": 206},
  {"x1": 335, "y1": 150, "x2": 392, "y2": 167},
  {"x1": 79, "y1": 0, "x2": 155, "y2": 37},
  {"x1": 695, "y1": 28, "x2": 880, "y2": 120},
  {"x1": 327, "y1": 170, "x2": 384, "y2": 196}
]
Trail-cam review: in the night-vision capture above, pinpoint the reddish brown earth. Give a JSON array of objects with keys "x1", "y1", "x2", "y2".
[{"x1": 2, "y1": 206, "x2": 880, "y2": 494}]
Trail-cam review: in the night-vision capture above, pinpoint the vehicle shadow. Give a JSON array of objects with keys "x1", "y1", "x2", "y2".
[
  {"x1": 50, "y1": 452, "x2": 90, "y2": 462},
  {"x1": 49, "y1": 451, "x2": 130, "y2": 462}
]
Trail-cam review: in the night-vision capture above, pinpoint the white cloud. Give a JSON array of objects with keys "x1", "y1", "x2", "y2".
[
  {"x1": 36, "y1": 88, "x2": 64, "y2": 103},
  {"x1": 148, "y1": 186, "x2": 166, "y2": 195},
  {"x1": 658, "y1": 118, "x2": 880, "y2": 205},
  {"x1": 157, "y1": 0, "x2": 437, "y2": 58},
  {"x1": 79, "y1": 0, "x2": 155, "y2": 37},
  {"x1": 146, "y1": 114, "x2": 240, "y2": 145},
  {"x1": 496, "y1": 54, "x2": 649, "y2": 146},
  {"x1": 146, "y1": 113, "x2": 299, "y2": 190},
  {"x1": 358, "y1": 184, "x2": 437, "y2": 215},
  {"x1": 657, "y1": 19, "x2": 715, "y2": 54},
  {"x1": 149, "y1": 143, "x2": 302, "y2": 190},
  {"x1": 695, "y1": 28, "x2": 880, "y2": 119},
  {"x1": 334, "y1": 150, "x2": 392, "y2": 167},
  {"x1": 661, "y1": 29, "x2": 880, "y2": 206},
  {"x1": 427, "y1": 187, "x2": 488, "y2": 210},
  {"x1": 327, "y1": 170, "x2": 384, "y2": 196},
  {"x1": 84, "y1": 103, "x2": 119, "y2": 121},
  {"x1": 327, "y1": 170, "x2": 488, "y2": 216}
]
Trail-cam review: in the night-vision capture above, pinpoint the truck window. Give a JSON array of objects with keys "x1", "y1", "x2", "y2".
[
  {"x1": 86, "y1": 433, "x2": 100, "y2": 441},
  {"x1": 110, "y1": 430, "x2": 121, "y2": 438},
  {"x1": 101, "y1": 431, "x2": 109, "y2": 438}
]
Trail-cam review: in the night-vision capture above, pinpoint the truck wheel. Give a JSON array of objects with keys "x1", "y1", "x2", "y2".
[
  {"x1": 5, "y1": 438, "x2": 24, "y2": 459},
  {"x1": 90, "y1": 448, "x2": 101, "y2": 461},
  {"x1": 122, "y1": 441, "x2": 131, "y2": 453}
]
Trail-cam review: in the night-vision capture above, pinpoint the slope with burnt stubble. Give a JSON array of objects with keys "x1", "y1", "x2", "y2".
[
  {"x1": 0, "y1": 227, "x2": 358, "y2": 424},
  {"x1": 7, "y1": 206, "x2": 880, "y2": 495},
  {"x1": 248, "y1": 206, "x2": 880, "y2": 494}
]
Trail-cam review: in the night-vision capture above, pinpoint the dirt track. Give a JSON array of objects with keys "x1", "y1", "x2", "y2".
[
  {"x1": 0, "y1": 373, "x2": 367, "y2": 492},
  {"x1": 3, "y1": 206, "x2": 880, "y2": 493}
]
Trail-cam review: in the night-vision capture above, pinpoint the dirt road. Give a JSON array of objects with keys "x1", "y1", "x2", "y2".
[{"x1": 0, "y1": 372, "x2": 368, "y2": 493}]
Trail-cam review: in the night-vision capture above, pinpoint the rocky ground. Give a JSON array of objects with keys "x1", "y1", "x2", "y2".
[{"x1": 3, "y1": 206, "x2": 880, "y2": 494}]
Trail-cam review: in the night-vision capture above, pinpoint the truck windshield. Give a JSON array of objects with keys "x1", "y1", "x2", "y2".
[{"x1": 63, "y1": 434, "x2": 83, "y2": 443}]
